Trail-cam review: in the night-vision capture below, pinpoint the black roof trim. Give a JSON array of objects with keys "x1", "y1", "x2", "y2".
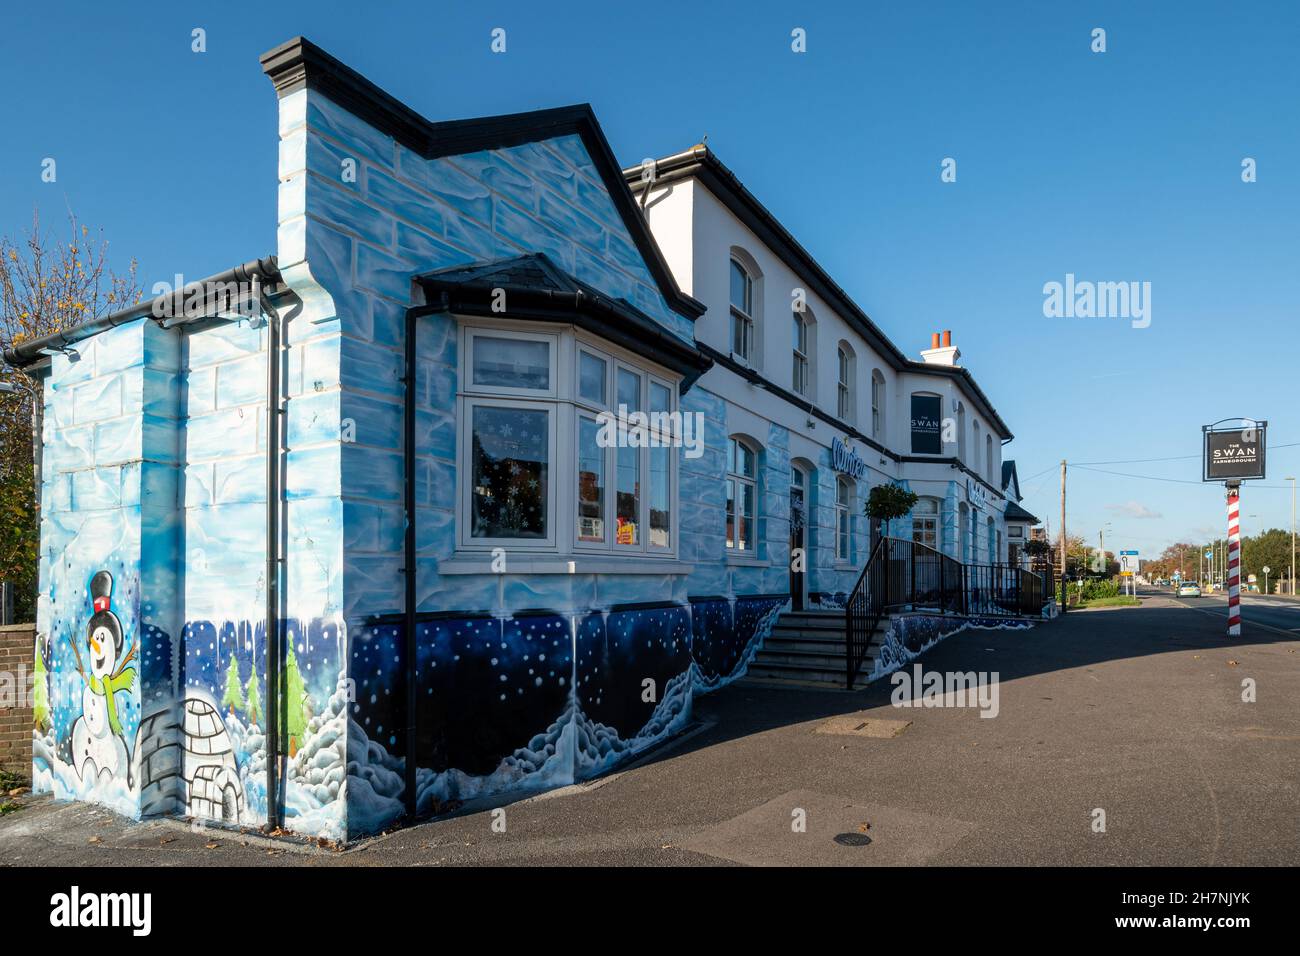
[
  {"x1": 3, "y1": 257, "x2": 281, "y2": 371},
  {"x1": 259, "y1": 37, "x2": 704, "y2": 324},
  {"x1": 1004, "y1": 500, "x2": 1038, "y2": 524},
  {"x1": 415, "y1": 253, "x2": 712, "y2": 389},
  {"x1": 624, "y1": 147, "x2": 1012, "y2": 440}
]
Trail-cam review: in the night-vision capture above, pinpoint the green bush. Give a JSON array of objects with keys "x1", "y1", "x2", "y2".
[{"x1": 1057, "y1": 577, "x2": 1120, "y2": 605}]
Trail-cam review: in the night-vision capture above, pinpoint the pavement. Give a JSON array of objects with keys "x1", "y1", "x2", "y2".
[{"x1": 3, "y1": 590, "x2": 1297, "y2": 867}]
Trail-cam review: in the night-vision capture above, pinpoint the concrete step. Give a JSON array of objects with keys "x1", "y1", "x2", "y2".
[
  {"x1": 753, "y1": 646, "x2": 848, "y2": 667},
  {"x1": 762, "y1": 635, "x2": 846, "y2": 654},
  {"x1": 777, "y1": 611, "x2": 845, "y2": 630},
  {"x1": 746, "y1": 659, "x2": 861, "y2": 684}
]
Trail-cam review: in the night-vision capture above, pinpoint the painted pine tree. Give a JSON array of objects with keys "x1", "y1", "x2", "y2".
[
  {"x1": 221, "y1": 653, "x2": 244, "y2": 717},
  {"x1": 245, "y1": 670, "x2": 262, "y2": 727},
  {"x1": 283, "y1": 644, "x2": 307, "y2": 756}
]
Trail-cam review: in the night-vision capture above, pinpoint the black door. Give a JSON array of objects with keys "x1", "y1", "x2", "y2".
[{"x1": 790, "y1": 469, "x2": 806, "y2": 609}]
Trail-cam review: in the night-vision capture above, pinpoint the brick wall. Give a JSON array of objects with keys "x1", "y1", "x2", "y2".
[{"x1": 0, "y1": 623, "x2": 35, "y2": 778}]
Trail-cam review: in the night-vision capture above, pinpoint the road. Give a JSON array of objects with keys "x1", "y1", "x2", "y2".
[
  {"x1": 3, "y1": 592, "x2": 1298, "y2": 866},
  {"x1": 1157, "y1": 584, "x2": 1300, "y2": 634}
]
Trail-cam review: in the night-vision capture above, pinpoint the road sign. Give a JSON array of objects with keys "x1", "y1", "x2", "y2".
[{"x1": 1263, "y1": 565, "x2": 1271, "y2": 574}]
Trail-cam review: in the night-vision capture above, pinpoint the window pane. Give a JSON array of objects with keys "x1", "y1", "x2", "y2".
[
  {"x1": 470, "y1": 405, "x2": 548, "y2": 539},
  {"x1": 650, "y1": 381, "x2": 671, "y2": 415},
  {"x1": 738, "y1": 443, "x2": 755, "y2": 478},
  {"x1": 577, "y1": 417, "x2": 605, "y2": 543},
  {"x1": 730, "y1": 260, "x2": 749, "y2": 313},
  {"x1": 837, "y1": 480, "x2": 849, "y2": 508},
  {"x1": 579, "y1": 351, "x2": 606, "y2": 404},
  {"x1": 742, "y1": 481, "x2": 755, "y2": 521},
  {"x1": 616, "y1": 444, "x2": 640, "y2": 546},
  {"x1": 472, "y1": 336, "x2": 550, "y2": 390},
  {"x1": 732, "y1": 313, "x2": 748, "y2": 357},
  {"x1": 649, "y1": 446, "x2": 670, "y2": 548},
  {"x1": 617, "y1": 367, "x2": 641, "y2": 412},
  {"x1": 726, "y1": 479, "x2": 736, "y2": 549}
]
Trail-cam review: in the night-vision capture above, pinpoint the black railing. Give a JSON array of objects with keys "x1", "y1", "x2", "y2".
[
  {"x1": 844, "y1": 538, "x2": 1050, "y2": 689},
  {"x1": 845, "y1": 537, "x2": 887, "y2": 689}
]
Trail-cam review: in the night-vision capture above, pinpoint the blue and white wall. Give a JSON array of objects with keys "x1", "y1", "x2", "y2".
[{"x1": 275, "y1": 83, "x2": 786, "y2": 838}]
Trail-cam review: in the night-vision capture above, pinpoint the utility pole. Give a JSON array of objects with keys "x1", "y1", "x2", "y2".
[
  {"x1": 1059, "y1": 460, "x2": 1067, "y2": 613},
  {"x1": 1289, "y1": 476, "x2": 1296, "y2": 597}
]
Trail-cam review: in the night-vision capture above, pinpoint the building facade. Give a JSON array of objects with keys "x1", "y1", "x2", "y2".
[{"x1": 11, "y1": 38, "x2": 1025, "y2": 842}]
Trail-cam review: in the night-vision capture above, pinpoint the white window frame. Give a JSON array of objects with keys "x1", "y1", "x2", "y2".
[
  {"x1": 837, "y1": 344, "x2": 855, "y2": 423},
  {"x1": 729, "y1": 258, "x2": 755, "y2": 365},
  {"x1": 456, "y1": 319, "x2": 680, "y2": 560},
  {"x1": 463, "y1": 326, "x2": 559, "y2": 399},
  {"x1": 912, "y1": 496, "x2": 939, "y2": 550},
  {"x1": 836, "y1": 476, "x2": 854, "y2": 563},
  {"x1": 792, "y1": 310, "x2": 809, "y2": 396},
  {"x1": 459, "y1": 394, "x2": 559, "y2": 551},
  {"x1": 726, "y1": 437, "x2": 759, "y2": 555},
  {"x1": 871, "y1": 369, "x2": 884, "y2": 440}
]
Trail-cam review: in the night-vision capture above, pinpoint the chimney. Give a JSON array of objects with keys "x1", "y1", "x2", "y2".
[{"x1": 920, "y1": 329, "x2": 961, "y2": 367}]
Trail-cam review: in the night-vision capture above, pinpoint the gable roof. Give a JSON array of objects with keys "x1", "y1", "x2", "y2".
[
  {"x1": 623, "y1": 146, "x2": 1013, "y2": 441},
  {"x1": 1002, "y1": 460, "x2": 1021, "y2": 500},
  {"x1": 259, "y1": 37, "x2": 704, "y2": 325},
  {"x1": 415, "y1": 253, "x2": 711, "y2": 388}
]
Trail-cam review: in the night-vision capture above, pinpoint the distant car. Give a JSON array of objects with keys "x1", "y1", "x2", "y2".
[{"x1": 1177, "y1": 582, "x2": 1202, "y2": 598}]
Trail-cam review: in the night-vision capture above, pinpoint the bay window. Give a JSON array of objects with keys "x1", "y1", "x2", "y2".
[{"x1": 458, "y1": 321, "x2": 678, "y2": 557}]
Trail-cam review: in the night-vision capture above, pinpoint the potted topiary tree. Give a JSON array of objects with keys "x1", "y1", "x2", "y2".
[{"x1": 865, "y1": 483, "x2": 919, "y2": 540}]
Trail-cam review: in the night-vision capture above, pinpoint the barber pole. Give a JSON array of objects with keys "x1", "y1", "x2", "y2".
[{"x1": 1227, "y1": 487, "x2": 1242, "y2": 636}]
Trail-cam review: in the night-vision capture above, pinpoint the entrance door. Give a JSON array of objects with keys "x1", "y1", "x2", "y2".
[{"x1": 790, "y1": 466, "x2": 807, "y2": 610}]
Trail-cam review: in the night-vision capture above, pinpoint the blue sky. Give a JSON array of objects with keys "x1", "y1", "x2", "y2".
[{"x1": 3, "y1": 0, "x2": 1298, "y2": 556}]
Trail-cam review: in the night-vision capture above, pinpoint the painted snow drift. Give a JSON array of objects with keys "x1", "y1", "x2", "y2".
[{"x1": 346, "y1": 595, "x2": 785, "y2": 836}]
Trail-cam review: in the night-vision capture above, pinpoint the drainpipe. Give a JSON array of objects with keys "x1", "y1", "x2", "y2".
[
  {"x1": 260, "y1": 280, "x2": 286, "y2": 831},
  {"x1": 402, "y1": 294, "x2": 450, "y2": 819}
]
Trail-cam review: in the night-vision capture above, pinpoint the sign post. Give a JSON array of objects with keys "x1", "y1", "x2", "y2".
[{"x1": 1203, "y1": 419, "x2": 1267, "y2": 638}]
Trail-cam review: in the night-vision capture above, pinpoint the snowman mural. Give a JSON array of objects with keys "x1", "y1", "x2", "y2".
[{"x1": 67, "y1": 571, "x2": 136, "y2": 786}]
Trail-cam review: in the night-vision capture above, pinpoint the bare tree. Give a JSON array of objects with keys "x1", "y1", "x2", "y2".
[{"x1": 0, "y1": 210, "x2": 140, "y2": 621}]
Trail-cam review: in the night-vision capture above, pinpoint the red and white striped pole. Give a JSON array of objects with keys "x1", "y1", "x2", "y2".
[{"x1": 1227, "y1": 485, "x2": 1242, "y2": 636}]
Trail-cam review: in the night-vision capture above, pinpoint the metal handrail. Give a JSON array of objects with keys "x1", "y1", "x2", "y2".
[
  {"x1": 845, "y1": 539, "x2": 1051, "y2": 689},
  {"x1": 845, "y1": 536, "x2": 887, "y2": 689}
]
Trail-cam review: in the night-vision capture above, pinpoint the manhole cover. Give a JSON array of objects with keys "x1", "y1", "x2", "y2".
[
  {"x1": 816, "y1": 714, "x2": 911, "y2": 738},
  {"x1": 833, "y1": 833, "x2": 872, "y2": 847}
]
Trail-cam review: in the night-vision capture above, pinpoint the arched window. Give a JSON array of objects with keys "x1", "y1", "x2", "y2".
[
  {"x1": 972, "y1": 420, "x2": 981, "y2": 473},
  {"x1": 792, "y1": 308, "x2": 812, "y2": 396},
  {"x1": 871, "y1": 369, "x2": 885, "y2": 440},
  {"x1": 987, "y1": 516, "x2": 996, "y2": 564},
  {"x1": 729, "y1": 255, "x2": 759, "y2": 365},
  {"x1": 912, "y1": 497, "x2": 939, "y2": 550},
  {"x1": 726, "y1": 436, "x2": 759, "y2": 554},
  {"x1": 956, "y1": 402, "x2": 966, "y2": 460},
  {"x1": 985, "y1": 434, "x2": 994, "y2": 484},
  {"x1": 837, "y1": 342, "x2": 856, "y2": 423},
  {"x1": 836, "y1": 476, "x2": 854, "y2": 562},
  {"x1": 958, "y1": 501, "x2": 970, "y2": 563}
]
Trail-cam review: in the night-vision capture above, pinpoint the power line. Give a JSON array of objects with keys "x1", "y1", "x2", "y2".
[
  {"x1": 1071, "y1": 440, "x2": 1300, "y2": 467},
  {"x1": 1071, "y1": 464, "x2": 1296, "y2": 490}
]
